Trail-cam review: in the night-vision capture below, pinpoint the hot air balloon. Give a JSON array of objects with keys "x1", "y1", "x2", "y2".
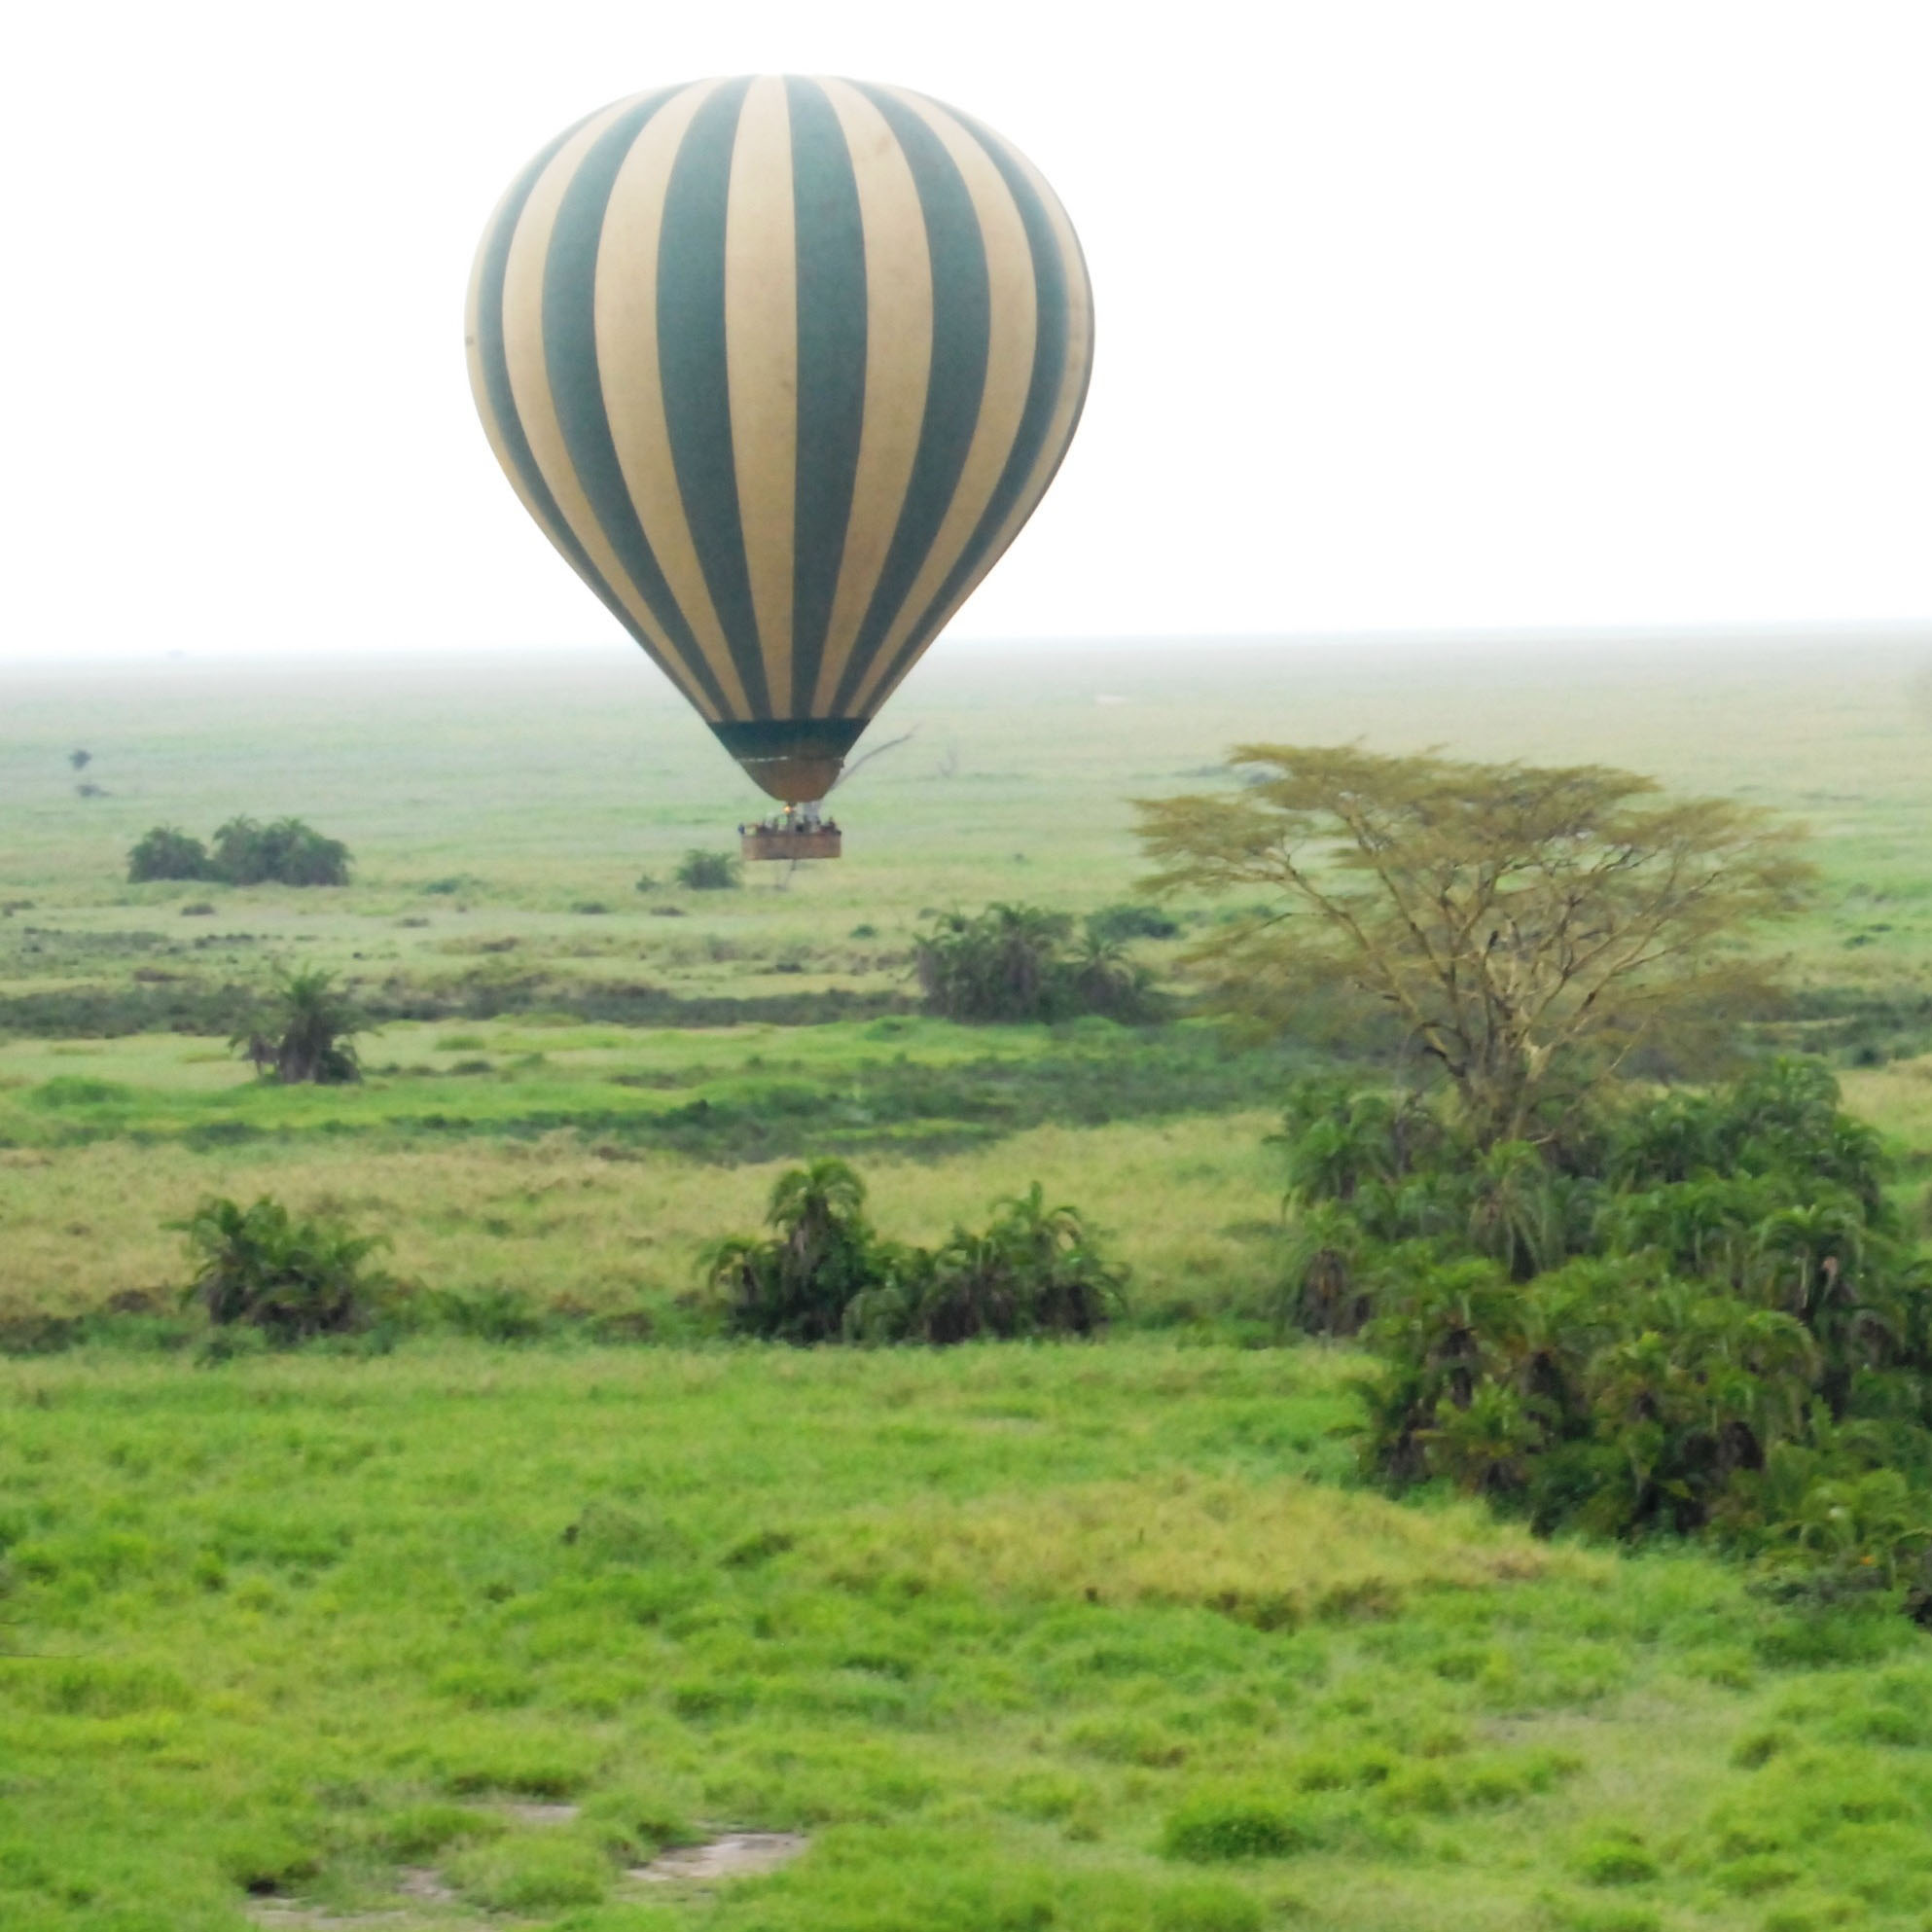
[{"x1": 466, "y1": 76, "x2": 1094, "y2": 856}]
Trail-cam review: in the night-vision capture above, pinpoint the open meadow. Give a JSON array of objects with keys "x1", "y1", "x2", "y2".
[{"x1": 5, "y1": 632, "x2": 1932, "y2": 1929}]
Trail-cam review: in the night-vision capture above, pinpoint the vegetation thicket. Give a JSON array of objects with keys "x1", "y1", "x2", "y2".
[
  {"x1": 703, "y1": 1158, "x2": 1127, "y2": 1344},
  {"x1": 915, "y1": 902, "x2": 1160, "y2": 1023},
  {"x1": 128, "y1": 814, "x2": 351, "y2": 886},
  {"x1": 1270, "y1": 1060, "x2": 1932, "y2": 1592}
]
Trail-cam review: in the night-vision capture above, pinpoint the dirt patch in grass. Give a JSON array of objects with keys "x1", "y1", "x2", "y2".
[{"x1": 631, "y1": 1832, "x2": 808, "y2": 1883}]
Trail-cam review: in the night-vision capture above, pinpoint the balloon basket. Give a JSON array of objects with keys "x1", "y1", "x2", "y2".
[{"x1": 741, "y1": 826, "x2": 842, "y2": 862}]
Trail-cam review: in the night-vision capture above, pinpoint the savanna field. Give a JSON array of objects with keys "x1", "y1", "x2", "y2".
[{"x1": 6, "y1": 635, "x2": 1932, "y2": 1931}]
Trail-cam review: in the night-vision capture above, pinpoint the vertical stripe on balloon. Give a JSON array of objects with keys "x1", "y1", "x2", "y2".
[
  {"x1": 541, "y1": 89, "x2": 731, "y2": 717},
  {"x1": 806, "y1": 78, "x2": 933, "y2": 718},
  {"x1": 828, "y1": 83, "x2": 991, "y2": 717},
  {"x1": 724, "y1": 78, "x2": 801, "y2": 715},
  {"x1": 847, "y1": 89, "x2": 1038, "y2": 718},
  {"x1": 657, "y1": 77, "x2": 771, "y2": 717},
  {"x1": 593, "y1": 82, "x2": 750, "y2": 716},
  {"x1": 784, "y1": 77, "x2": 869, "y2": 726},
  {"x1": 466, "y1": 113, "x2": 681, "y2": 699},
  {"x1": 859, "y1": 103, "x2": 1089, "y2": 715}
]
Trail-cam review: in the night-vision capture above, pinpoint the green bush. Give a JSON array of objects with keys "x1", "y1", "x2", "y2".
[
  {"x1": 914, "y1": 903, "x2": 1159, "y2": 1022},
  {"x1": 127, "y1": 816, "x2": 350, "y2": 886},
  {"x1": 377, "y1": 1804, "x2": 506, "y2": 1860},
  {"x1": 447, "y1": 1836, "x2": 609, "y2": 1911},
  {"x1": 705, "y1": 1162, "x2": 1127, "y2": 1345},
  {"x1": 674, "y1": 848, "x2": 741, "y2": 889},
  {"x1": 177, "y1": 1196, "x2": 391, "y2": 1342},
  {"x1": 1576, "y1": 1837, "x2": 1661, "y2": 1885},
  {"x1": 127, "y1": 825, "x2": 213, "y2": 882},
  {"x1": 849, "y1": 1184, "x2": 1127, "y2": 1343},
  {"x1": 1152, "y1": 1878, "x2": 1266, "y2": 1931},
  {"x1": 208, "y1": 816, "x2": 350, "y2": 886},
  {"x1": 1272, "y1": 1059, "x2": 1932, "y2": 1586}
]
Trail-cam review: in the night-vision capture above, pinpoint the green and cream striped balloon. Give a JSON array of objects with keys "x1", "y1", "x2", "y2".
[{"x1": 467, "y1": 76, "x2": 1094, "y2": 805}]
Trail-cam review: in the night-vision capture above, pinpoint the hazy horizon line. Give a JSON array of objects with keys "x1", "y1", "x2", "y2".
[{"x1": 3, "y1": 617, "x2": 1929, "y2": 677}]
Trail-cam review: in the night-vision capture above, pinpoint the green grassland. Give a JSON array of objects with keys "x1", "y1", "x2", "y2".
[
  {"x1": 10, "y1": 1342, "x2": 1932, "y2": 1932},
  {"x1": 2, "y1": 632, "x2": 1930, "y2": 1316},
  {"x1": 4, "y1": 634, "x2": 1932, "y2": 1929}
]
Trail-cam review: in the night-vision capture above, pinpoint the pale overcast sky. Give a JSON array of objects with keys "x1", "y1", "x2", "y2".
[{"x1": 5, "y1": 0, "x2": 1929, "y2": 664}]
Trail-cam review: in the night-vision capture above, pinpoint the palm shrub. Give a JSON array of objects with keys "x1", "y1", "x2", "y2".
[
  {"x1": 1276, "y1": 1059, "x2": 1932, "y2": 1582},
  {"x1": 914, "y1": 903, "x2": 1073, "y2": 1020},
  {"x1": 233, "y1": 967, "x2": 368, "y2": 1084},
  {"x1": 704, "y1": 1159, "x2": 889, "y2": 1343},
  {"x1": 852, "y1": 1185, "x2": 1127, "y2": 1343},
  {"x1": 705, "y1": 1164, "x2": 1127, "y2": 1345},
  {"x1": 913, "y1": 904, "x2": 1159, "y2": 1022},
  {"x1": 208, "y1": 816, "x2": 350, "y2": 886},
  {"x1": 1273, "y1": 1201, "x2": 1378, "y2": 1338},
  {"x1": 127, "y1": 817, "x2": 350, "y2": 887},
  {"x1": 178, "y1": 1196, "x2": 390, "y2": 1341}
]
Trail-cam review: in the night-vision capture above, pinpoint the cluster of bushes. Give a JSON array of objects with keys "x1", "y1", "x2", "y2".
[
  {"x1": 914, "y1": 903, "x2": 1163, "y2": 1023},
  {"x1": 128, "y1": 817, "x2": 350, "y2": 887},
  {"x1": 152, "y1": 1161, "x2": 1124, "y2": 1353},
  {"x1": 703, "y1": 1159, "x2": 1127, "y2": 1343},
  {"x1": 1275, "y1": 1059, "x2": 1932, "y2": 1592}
]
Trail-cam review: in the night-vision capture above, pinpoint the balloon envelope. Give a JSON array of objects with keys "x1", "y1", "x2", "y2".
[{"x1": 467, "y1": 76, "x2": 1095, "y2": 803}]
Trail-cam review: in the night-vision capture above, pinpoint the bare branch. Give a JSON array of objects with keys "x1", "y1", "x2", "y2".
[{"x1": 829, "y1": 730, "x2": 918, "y2": 793}]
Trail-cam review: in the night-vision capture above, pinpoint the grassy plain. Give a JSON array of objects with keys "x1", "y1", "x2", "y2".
[
  {"x1": 10, "y1": 1342, "x2": 1932, "y2": 1932},
  {"x1": 4, "y1": 631, "x2": 1932, "y2": 1319},
  {"x1": 4, "y1": 632, "x2": 1932, "y2": 1928}
]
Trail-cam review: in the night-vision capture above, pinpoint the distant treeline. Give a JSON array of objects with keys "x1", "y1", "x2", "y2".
[{"x1": 128, "y1": 818, "x2": 350, "y2": 887}]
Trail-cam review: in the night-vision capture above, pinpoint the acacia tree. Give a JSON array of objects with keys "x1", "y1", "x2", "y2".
[{"x1": 1136, "y1": 745, "x2": 1815, "y2": 1147}]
